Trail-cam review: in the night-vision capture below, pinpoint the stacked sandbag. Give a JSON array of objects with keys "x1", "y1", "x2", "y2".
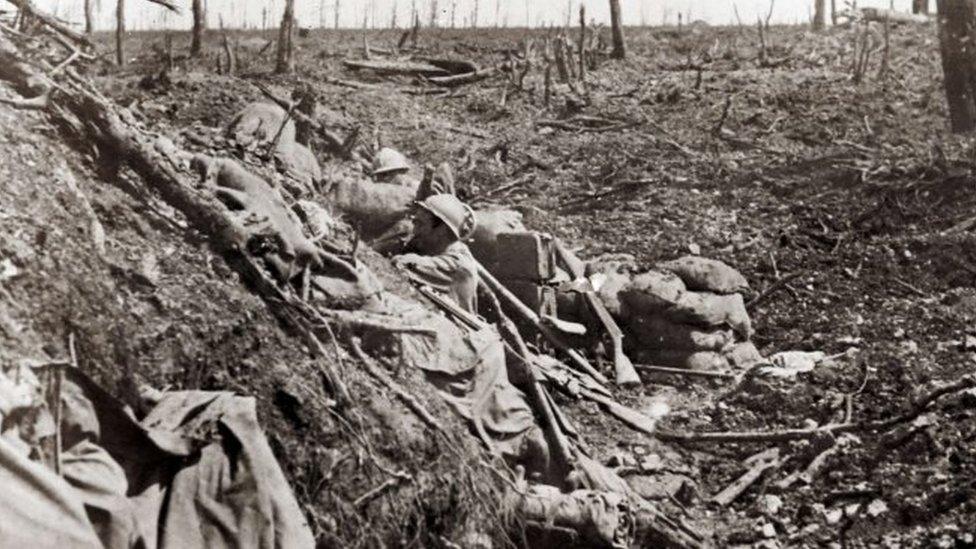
[
  {"x1": 225, "y1": 102, "x2": 296, "y2": 151},
  {"x1": 325, "y1": 175, "x2": 416, "y2": 241},
  {"x1": 586, "y1": 254, "x2": 760, "y2": 371}
]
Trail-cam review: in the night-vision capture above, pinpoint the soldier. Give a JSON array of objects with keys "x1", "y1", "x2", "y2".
[
  {"x1": 393, "y1": 194, "x2": 478, "y2": 313},
  {"x1": 371, "y1": 147, "x2": 419, "y2": 188}
]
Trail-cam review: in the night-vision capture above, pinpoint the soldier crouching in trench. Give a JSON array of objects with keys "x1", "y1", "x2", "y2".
[
  {"x1": 392, "y1": 194, "x2": 551, "y2": 478},
  {"x1": 392, "y1": 193, "x2": 479, "y2": 313}
]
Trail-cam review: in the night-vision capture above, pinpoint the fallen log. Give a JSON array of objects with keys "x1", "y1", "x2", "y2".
[
  {"x1": 860, "y1": 7, "x2": 930, "y2": 24},
  {"x1": 342, "y1": 58, "x2": 450, "y2": 77},
  {"x1": 427, "y1": 66, "x2": 499, "y2": 88},
  {"x1": 414, "y1": 56, "x2": 479, "y2": 75},
  {"x1": 4, "y1": 0, "x2": 93, "y2": 47}
]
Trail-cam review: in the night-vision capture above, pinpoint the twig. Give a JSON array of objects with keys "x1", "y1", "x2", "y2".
[
  {"x1": 893, "y1": 277, "x2": 926, "y2": 297},
  {"x1": 353, "y1": 470, "x2": 412, "y2": 508},
  {"x1": 746, "y1": 271, "x2": 802, "y2": 310},
  {"x1": 711, "y1": 448, "x2": 782, "y2": 505},
  {"x1": 636, "y1": 364, "x2": 735, "y2": 380},
  {"x1": 349, "y1": 336, "x2": 448, "y2": 435},
  {"x1": 658, "y1": 375, "x2": 976, "y2": 444}
]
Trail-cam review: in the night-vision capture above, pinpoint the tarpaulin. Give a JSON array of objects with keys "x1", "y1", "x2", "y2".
[{"x1": 0, "y1": 366, "x2": 315, "y2": 549}]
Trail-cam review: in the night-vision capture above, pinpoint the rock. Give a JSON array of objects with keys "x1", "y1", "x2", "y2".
[
  {"x1": 759, "y1": 494, "x2": 784, "y2": 516},
  {"x1": 867, "y1": 498, "x2": 888, "y2": 517},
  {"x1": 726, "y1": 341, "x2": 765, "y2": 369},
  {"x1": 759, "y1": 351, "x2": 826, "y2": 378},
  {"x1": 759, "y1": 522, "x2": 777, "y2": 539},
  {"x1": 824, "y1": 508, "x2": 843, "y2": 525}
]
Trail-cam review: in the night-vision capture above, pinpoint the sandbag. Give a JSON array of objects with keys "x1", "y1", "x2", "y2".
[
  {"x1": 224, "y1": 102, "x2": 295, "y2": 150},
  {"x1": 618, "y1": 270, "x2": 687, "y2": 317},
  {"x1": 638, "y1": 350, "x2": 730, "y2": 371},
  {"x1": 585, "y1": 254, "x2": 639, "y2": 319},
  {"x1": 326, "y1": 176, "x2": 416, "y2": 241},
  {"x1": 584, "y1": 253, "x2": 638, "y2": 278},
  {"x1": 192, "y1": 156, "x2": 319, "y2": 278},
  {"x1": 468, "y1": 209, "x2": 525, "y2": 270},
  {"x1": 627, "y1": 315, "x2": 733, "y2": 352},
  {"x1": 726, "y1": 341, "x2": 764, "y2": 369},
  {"x1": 657, "y1": 255, "x2": 749, "y2": 295},
  {"x1": 274, "y1": 141, "x2": 321, "y2": 193},
  {"x1": 667, "y1": 291, "x2": 753, "y2": 339}
]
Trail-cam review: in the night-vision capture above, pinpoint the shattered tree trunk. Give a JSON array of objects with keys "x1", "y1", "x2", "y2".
[
  {"x1": 84, "y1": 0, "x2": 93, "y2": 34},
  {"x1": 190, "y1": 0, "x2": 205, "y2": 57},
  {"x1": 937, "y1": 0, "x2": 976, "y2": 132},
  {"x1": 813, "y1": 0, "x2": 826, "y2": 30},
  {"x1": 275, "y1": 0, "x2": 295, "y2": 73},
  {"x1": 115, "y1": 0, "x2": 125, "y2": 66},
  {"x1": 831, "y1": 0, "x2": 838, "y2": 24},
  {"x1": 915, "y1": 0, "x2": 930, "y2": 13},
  {"x1": 608, "y1": 0, "x2": 625, "y2": 59}
]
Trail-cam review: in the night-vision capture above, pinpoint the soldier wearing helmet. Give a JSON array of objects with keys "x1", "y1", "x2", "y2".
[
  {"x1": 392, "y1": 194, "x2": 479, "y2": 313},
  {"x1": 371, "y1": 147, "x2": 419, "y2": 188}
]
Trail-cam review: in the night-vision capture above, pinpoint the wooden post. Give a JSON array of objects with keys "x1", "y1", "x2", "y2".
[
  {"x1": 275, "y1": 0, "x2": 295, "y2": 73},
  {"x1": 115, "y1": 0, "x2": 125, "y2": 66},
  {"x1": 608, "y1": 0, "x2": 625, "y2": 58},
  {"x1": 938, "y1": 0, "x2": 976, "y2": 132},
  {"x1": 190, "y1": 0, "x2": 204, "y2": 57},
  {"x1": 813, "y1": 0, "x2": 826, "y2": 30}
]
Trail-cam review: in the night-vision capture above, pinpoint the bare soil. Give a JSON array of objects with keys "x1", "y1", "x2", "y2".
[{"x1": 6, "y1": 20, "x2": 976, "y2": 547}]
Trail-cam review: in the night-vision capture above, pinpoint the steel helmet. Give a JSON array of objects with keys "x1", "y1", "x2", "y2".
[
  {"x1": 372, "y1": 147, "x2": 411, "y2": 176},
  {"x1": 417, "y1": 194, "x2": 476, "y2": 240}
]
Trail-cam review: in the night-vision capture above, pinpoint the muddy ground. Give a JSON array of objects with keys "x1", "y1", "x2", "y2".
[{"x1": 6, "y1": 18, "x2": 976, "y2": 547}]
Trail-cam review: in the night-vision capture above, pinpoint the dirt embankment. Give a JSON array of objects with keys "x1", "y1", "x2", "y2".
[{"x1": 0, "y1": 89, "x2": 513, "y2": 548}]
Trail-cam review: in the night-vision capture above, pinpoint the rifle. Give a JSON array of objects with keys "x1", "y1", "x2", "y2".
[
  {"x1": 475, "y1": 262, "x2": 609, "y2": 385},
  {"x1": 553, "y1": 240, "x2": 641, "y2": 386}
]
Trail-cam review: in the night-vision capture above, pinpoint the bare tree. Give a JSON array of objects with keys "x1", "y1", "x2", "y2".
[
  {"x1": 831, "y1": 0, "x2": 837, "y2": 24},
  {"x1": 938, "y1": 0, "x2": 976, "y2": 132},
  {"x1": 429, "y1": 0, "x2": 438, "y2": 27},
  {"x1": 450, "y1": 0, "x2": 456, "y2": 27},
  {"x1": 336, "y1": 0, "x2": 342, "y2": 29},
  {"x1": 275, "y1": 0, "x2": 295, "y2": 73},
  {"x1": 914, "y1": 0, "x2": 930, "y2": 13},
  {"x1": 115, "y1": 0, "x2": 125, "y2": 66},
  {"x1": 813, "y1": 0, "x2": 826, "y2": 29},
  {"x1": 472, "y1": 0, "x2": 478, "y2": 27},
  {"x1": 608, "y1": 0, "x2": 625, "y2": 58},
  {"x1": 391, "y1": 0, "x2": 398, "y2": 27},
  {"x1": 84, "y1": 0, "x2": 94, "y2": 34},
  {"x1": 495, "y1": 0, "x2": 500, "y2": 27},
  {"x1": 190, "y1": 0, "x2": 205, "y2": 56}
]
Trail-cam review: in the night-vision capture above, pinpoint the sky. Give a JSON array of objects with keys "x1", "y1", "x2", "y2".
[{"x1": 32, "y1": 0, "x2": 922, "y2": 32}]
